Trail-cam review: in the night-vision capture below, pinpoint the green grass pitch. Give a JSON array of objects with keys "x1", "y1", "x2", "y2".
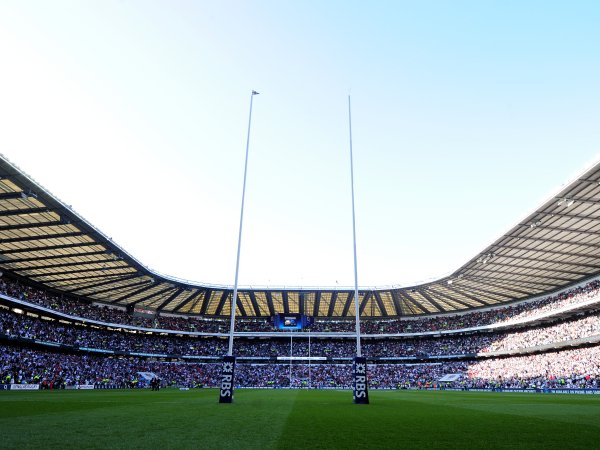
[{"x1": 1, "y1": 389, "x2": 599, "y2": 449}]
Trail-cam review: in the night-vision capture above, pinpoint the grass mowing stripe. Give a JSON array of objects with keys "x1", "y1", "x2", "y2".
[
  {"x1": 0, "y1": 389, "x2": 298, "y2": 450},
  {"x1": 395, "y1": 390, "x2": 600, "y2": 429},
  {"x1": 276, "y1": 390, "x2": 600, "y2": 449}
]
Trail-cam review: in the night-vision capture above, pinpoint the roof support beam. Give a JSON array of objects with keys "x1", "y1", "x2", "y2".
[
  {"x1": 414, "y1": 286, "x2": 447, "y2": 312},
  {"x1": 33, "y1": 271, "x2": 130, "y2": 283},
  {"x1": 495, "y1": 253, "x2": 600, "y2": 270},
  {"x1": 489, "y1": 259, "x2": 589, "y2": 277},
  {"x1": 187, "y1": 292, "x2": 205, "y2": 313},
  {"x1": 455, "y1": 283, "x2": 524, "y2": 304},
  {"x1": 0, "y1": 220, "x2": 64, "y2": 231},
  {"x1": 89, "y1": 279, "x2": 153, "y2": 298},
  {"x1": 265, "y1": 291, "x2": 275, "y2": 317},
  {"x1": 504, "y1": 233, "x2": 600, "y2": 250},
  {"x1": 1, "y1": 250, "x2": 108, "y2": 265},
  {"x1": 460, "y1": 277, "x2": 538, "y2": 298},
  {"x1": 313, "y1": 291, "x2": 321, "y2": 317},
  {"x1": 554, "y1": 195, "x2": 600, "y2": 206},
  {"x1": 110, "y1": 284, "x2": 156, "y2": 303},
  {"x1": 173, "y1": 290, "x2": 202, "y2": 313},
  {"x1": 327, "y1": 292, "x2": 338, "y2": 317},
  {"x1": 406, "y1": 289, "x2": 445, "y2": 313},
  {"x1": 490, "y1": 244, "x2": 600, "y2": 261},
  {"x1": 0, "y1": 232, "x2": 87, "y2": 245},
  {"x1": 446, "y1": 284, "x2": 498, "y2": 306},
  {"x1": 173, "y1": 290, "x2": 200, "y2": 312},
  {"x1": 0, "y1": 207, "x2": 50, "y2": 217},
  {"x1": 236, "y1": 295, "x2": 247, "y2": 317},
  {"x1": 390, "y1": 290, "x2": 411, "y2": 314},
  {"x1": 156, "y1": 288, "x2": 184, "y2": 311},
  {"x1": 519, "y1": 223, "x2": 600, "y2": 238},
  {"x1": 0, "y1": 241, "x2": 99, "y2": 255},
  {"x1": 425, "y1": 288, "x2": 476, "y2": 309},
  {"x1": 465, "y1": 274, "x2": 555, "y2": 290},
  {"x1": 5, "y1": 258, "x2": 118, "y2": 272},
  {"x1": 442, "y1": 284, "x2": 493, "y2": 305},
  {"x1": 579, "y1": 177, "x2": 600, "y2": 184},
  {"x1": 198, "y1": 289, "x2": 212, "y2": 315},
  {"x1": 51, "y1": 278, "x2": 104, "y2": 291},
  {"x1": 539, "y1": 211, "x2": 600, "y2": 222},
  {"x1": 0, "y1": 192, "x2": 31, "y2": 200},
  {"x1": 248, "y1": 291, "x2": 261, "y2": 317},
  {"x1": 44, "y1": 275, "x2": 127, "y2": 291},
  {"x1": 459, "y1": 274, "x2": 543, "y2": 297},
  {"x1": 127, "y1": 286, "x2": 175, "y2": 307},
  {"x1": 62, "y1": 273, "x2": 142, "y2": 294},
  {"x1": 373, "y1": 291, "x2": 387, "y2": 317},
  {"x1": 175, "y1": 290, "x2": 196, "y2": 313},
  {"x1": 389, "y1": 290, "x2": 406, "y2": 315},
  {"x1": 460, "y1": 275, "x2": 540, "y2": 295},
  {"x1": 22, "y1": 266, "x2": 132, "y2": 278},
  {"x1": 282, "y1": 292, "x2": 290, "y2": 314},
  {"x1": 341, "y1": 291, "x2": 354, "y2": 317},
  {"x1": 215, "y1": 290, "x2": 231, "y2": 316},
  {"x1": 467, "y1": 265, "x2": 575, "y2": 283},
  {"x1": 359, "y1": 291, "x2": 371, "y2": 315}
]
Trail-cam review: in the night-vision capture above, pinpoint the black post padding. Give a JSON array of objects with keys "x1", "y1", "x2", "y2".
[
  {"x1": 353, "y1": 356, "x2": 369, "y2": 404},
  {"x1": 218, "y1": 355, "x2": 236, "y2": 403}
]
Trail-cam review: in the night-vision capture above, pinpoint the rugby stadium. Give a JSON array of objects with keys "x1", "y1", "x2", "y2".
[{"x1": 1, "y1": 151, "x2": 600, "y2": 449}]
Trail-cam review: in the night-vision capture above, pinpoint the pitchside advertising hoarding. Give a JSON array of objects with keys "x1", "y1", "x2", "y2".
[
  {"x1": 0, "y1": 383, "x2": 599, "y2": 394},
  {"x1": 8, "y1": 384, "x2": 39, "y2": 390}
]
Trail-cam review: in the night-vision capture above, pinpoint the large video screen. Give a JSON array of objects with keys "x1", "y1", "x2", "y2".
[{"x1": 273, "y1": 313, "x2": 313, "y2": 330}]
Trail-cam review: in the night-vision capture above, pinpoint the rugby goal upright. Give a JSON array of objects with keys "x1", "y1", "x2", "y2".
[
  {"x1": 219, "y1": 90, "x2": 259, "y2": 403},
  {"x1": 348, "y1": 95, "x2": 369, "y2": 404}
]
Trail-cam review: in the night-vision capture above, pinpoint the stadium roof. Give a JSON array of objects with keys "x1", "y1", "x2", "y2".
[{"x1": 1, "y1": 154, "x2": 600, "y2": 318}]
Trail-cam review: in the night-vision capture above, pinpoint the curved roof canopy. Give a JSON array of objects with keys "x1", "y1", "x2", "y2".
[{"x1": 1, "y1": 155, "x2": 599, "y2": 318}]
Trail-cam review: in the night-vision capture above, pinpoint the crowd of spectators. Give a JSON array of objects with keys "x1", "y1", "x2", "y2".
[
  {"x1": 465, "y1": 346, "x2": 600, "y2": 390},
  {"x1": 3, "y1": 254, "x2": 600, "y2": 393},
  {"x1": 480, "y1": 313, "x2": 600, "y2": 353},
  {"x1": 1, "y1": 306, "x2": 598, "y2": 359},
  {"x1": 2, "y1": 344, "x2": 598, "y2": 390},
  {"x1": 2, "y1": 276, "x2": 599, "y2": 336}
]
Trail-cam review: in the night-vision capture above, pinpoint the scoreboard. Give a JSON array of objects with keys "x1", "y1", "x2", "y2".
[{"x1": 272, "y1": 313, "x2": 314, "y2": 330}]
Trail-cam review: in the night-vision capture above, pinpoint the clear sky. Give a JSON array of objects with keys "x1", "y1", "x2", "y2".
[{"x1": 1, "y1": 1, "x2": 599, "y2": 288}]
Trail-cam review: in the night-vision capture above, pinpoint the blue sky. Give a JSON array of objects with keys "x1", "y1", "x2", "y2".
[{"x1": 1, "y1": 1, "x2": 599, "y2": 288}]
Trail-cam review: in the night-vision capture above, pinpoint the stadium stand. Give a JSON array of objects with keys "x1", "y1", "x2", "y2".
[
  {"x1": 1, "y1": 273, "x2": 599, "y2": 390},
  {"x1": 1, "y1": 300, "x2": 599, "y2": 358},
  {"x1": 1, "y1": 155, "x2": 600, "y2": 393},
  {"x1": 2, "y1": 275, "x2": 599, "y2": 334}
]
